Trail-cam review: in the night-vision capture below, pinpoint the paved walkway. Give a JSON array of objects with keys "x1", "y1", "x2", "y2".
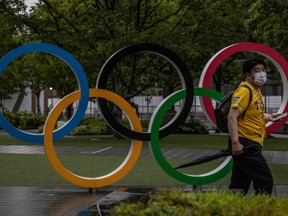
[
  {"x1": 0, "y1": 186, "x2": 107, "y2": 216},
  {"x1": 1, "y1": 184, "x2": 288, "y2": 216},
  {"x1": 1, "y1": 145, "x2": 288, "y2": 164}
]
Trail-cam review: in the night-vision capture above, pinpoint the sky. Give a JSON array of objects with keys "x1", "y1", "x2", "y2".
[{"x1": 25, "y1": 0, "x2": 38, "y2": 11}]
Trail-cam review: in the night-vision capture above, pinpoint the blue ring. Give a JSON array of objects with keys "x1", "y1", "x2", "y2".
[{"x1": 0, "y1": 43, "x2": 89, "y2": 143}]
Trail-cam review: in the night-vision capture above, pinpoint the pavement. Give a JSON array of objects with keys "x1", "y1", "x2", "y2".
[
  {"x1": 0, "y1": 144, "x2": 288, "y2": 164},
  {"x1": 0, "y1": 132, "x2": 287, "y2": 215}
]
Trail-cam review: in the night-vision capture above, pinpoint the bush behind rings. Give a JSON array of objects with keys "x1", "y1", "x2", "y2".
[
  {"x1": 3, "y1": 111, "x2": 46, "y2": 130},
  {"x1": 1, "y1": 112, "x2": 208, "y2": 135},
  {"x1": 70, "y1": 117, "x2": 208, "y2": 135}
]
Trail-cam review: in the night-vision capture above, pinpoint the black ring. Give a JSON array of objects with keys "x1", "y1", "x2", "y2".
[{"x1": 96, "y1": 43, "x2": 193, "y2": 141}]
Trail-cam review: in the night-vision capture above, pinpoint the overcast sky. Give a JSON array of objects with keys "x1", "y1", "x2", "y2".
[{"x1": 25, "y1": 0, "x2": 37, "y2": 11}]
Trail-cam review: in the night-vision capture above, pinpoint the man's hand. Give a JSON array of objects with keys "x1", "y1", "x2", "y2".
[
  {"x1": 265, "y1": 113, "x2": 283, "y2": 122},
  {"x1": 232, "y1": 142, "x2": 244, "y2": 155},
  {"x1": 271, "y1": 113, "x2": 288, "y2": 122}
]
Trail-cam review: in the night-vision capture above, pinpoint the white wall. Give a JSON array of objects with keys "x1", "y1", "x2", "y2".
[
  {"x1": 3, "y1": 88, "x2": 33, "y2": 112},
  {"x1": 3, "y1": 88, "x2": 283, "y2": 118}
]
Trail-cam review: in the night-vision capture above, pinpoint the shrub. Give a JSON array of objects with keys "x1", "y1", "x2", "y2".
[
  {"x1": 70, "y1": 118, "x2": 113, "y2": 135},
  {"x1": 69, "y1": 117, "x2": 207, "y2": 135},
  {"x1": 3, "y1": 111, "x2": 45, "y2": 130},
  {"x1": 70, "y1": 125, "x2": 98, "y2": 135},
  {"x1": 120, "y1": 119, "x2": 150, "y2": 132},
  {"x1": 95, "y1": 124, "x2": 113, "y2": 135},
  {"x1": 175, "y1": 118, "x2": 208, "y2": 134},
  {"x1": 119, "y1": 119, "x2": 207, "y2": 134},
  {"x1": 111, "y1": 189, "x2": 288, "y2": 216}
]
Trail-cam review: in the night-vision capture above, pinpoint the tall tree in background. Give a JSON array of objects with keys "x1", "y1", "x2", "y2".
[
  {"x1": 24, "y1": 0, "x2": 192, "y2": 119},
  {"x1": 27, "y1": 0, "x2": 253, "y2": 94},
  {"x1": 244, "y1": 0, "x2": 287, "y2": 93},
  {"x1": 245, "y1": 0, "x2": 288, "y2": 57},
  {"x1": 0, "y1": 0, "x2": 29, "y2": 112},
  {"x1": 2, "y1": 0, "x2": 280, "y2": 116}
]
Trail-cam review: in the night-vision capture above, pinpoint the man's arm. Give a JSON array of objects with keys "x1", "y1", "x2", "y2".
[{"x1": 227, "y1": 108, "x2": 244, "y2": 155}]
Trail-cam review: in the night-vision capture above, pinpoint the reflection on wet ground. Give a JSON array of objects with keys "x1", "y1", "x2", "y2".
[
  {"x1": 1, "y1": 185, "x2": 288, "y2": 216},
  {"x1": 0, "y1": 187, "x2": 107, "y2": 216},
  {"x1": 0, "y1": 186, "x2": 154, "y2": 216}
]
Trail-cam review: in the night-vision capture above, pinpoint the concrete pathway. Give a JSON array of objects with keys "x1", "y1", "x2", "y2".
[
  {"x1": 0, "y1": 145, "x2": 288, "y2": 164},
  {"x1": 1, "y1": 184, "x2": 288, "y2": 216},
  {"x1": 0, "y1": 186, "x2": 107, "y2": 216}
]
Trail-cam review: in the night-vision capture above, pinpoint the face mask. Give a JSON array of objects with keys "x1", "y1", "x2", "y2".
[{"x1": 253, "y1": 72, "x2": 267, "y2": 86}]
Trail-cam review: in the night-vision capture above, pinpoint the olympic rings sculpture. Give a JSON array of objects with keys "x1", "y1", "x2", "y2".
[{"x1": 0, "y1": 42, "x2": 287, "y2": 188}]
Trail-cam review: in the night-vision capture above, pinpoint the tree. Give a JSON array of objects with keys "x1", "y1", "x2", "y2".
[
  {"x1": 9, "y1": 0, "x2": 255, "y2": 95},
  {"x1": 176, "y1": 0, "x2": 251, "y2": 90},
  {"x1": 0, "y1": 0, "x2": 29, "y2": 112},
  {"x1": 21, "y1": 0, "x2": 192, "y2": 120},
  {"x1": 2, "y1": 0, "x2": 263, "y2": 117},
  {"x1": 19, "y1": 53, "x2": 54, "y2": 114},
  {"x1": 243, "y1": 0, "x2": 286, "y2": 91},
  {"x1": 245, "y1": 0, "x2": 288, "y2": 57}
]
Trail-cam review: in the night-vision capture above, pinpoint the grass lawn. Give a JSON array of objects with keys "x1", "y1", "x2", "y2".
[
  {"x1": 1, "y1": 154, "x2": 288, "y2": 186},
  {"x1": 0, "y1": 133, "x2": 287, "y2": 187}
]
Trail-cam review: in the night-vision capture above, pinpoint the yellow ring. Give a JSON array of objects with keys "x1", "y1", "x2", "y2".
[{"x1": 44, "y1": 88, "x2": 142, "y2": 188}]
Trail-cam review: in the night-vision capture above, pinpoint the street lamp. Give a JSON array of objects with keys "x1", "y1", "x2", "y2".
[{"x1": 49, "y1": 87, "x2": 53, "y2": 108}]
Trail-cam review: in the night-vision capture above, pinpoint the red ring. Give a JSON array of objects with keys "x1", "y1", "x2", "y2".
[{"x1": 199, "y1": 42, "x2": 288, "y2": 135}]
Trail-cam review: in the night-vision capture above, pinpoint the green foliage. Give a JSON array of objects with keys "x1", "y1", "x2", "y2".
[
  {"x1": 6, "y1": 0, "x2": 251, "y2": 100},
  {"x1": 3, "y1": 111, "x2": 45, "y2": 129},
  {"x1": 70, "y1": 118, "x2": 113, "y2": 135},
  {"x1": 175, "y1": 117, "x2": 208, "y2": 134},
  {"x1": 70, "y1": 117, "x2": 207, "y2": 135},
  {"x1": 2, "y1": 1, "x2": 286, "y2": 129},
  {"x1": 2, "y1": 0, "x2": 285, "y2": 101},
  {"x1": 0, "y1": 0, "x2": 28, "y2": 109},
  {"x1": 70, "y1": 124, "x2": 113, "y2": 136},
  {"x1": 70, "y1": 118, "x2": 151, "y2": 135},
  {"x1": 120, "y1": 119, "x2": 150, "y2": 132},
  {"x1": 245, "y1": 0, "x2": 288, "y2": 56},
  {"x1": 112, "y1": 189, "x2": 288, "y2": 216}
]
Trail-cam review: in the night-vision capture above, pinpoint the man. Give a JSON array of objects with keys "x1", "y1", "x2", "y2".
[{"x1": 227, "y1": 58, "x2": 280, "y2": 195}]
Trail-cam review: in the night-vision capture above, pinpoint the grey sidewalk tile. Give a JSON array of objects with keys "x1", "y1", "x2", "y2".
[
  {"x1": 0, "y1": 145, "x2": 288, "y2": 164},
  {"x1": 285, "y1": 151, "x2": 288, "y2": 164},
  {"x1": 166, "y1": 148, "x2": 190, "y2": 159},
  {"x1": 262, "y1": 151, "x2": 274, "y2": 162},
  {"x1": 140, "y1": 149, "x2": 152, "y2": 157},
  {"x1": 275, "y1": 185, "x2": 288, "y2": 198},
  {"x1": 0, "y1": 187, "x2": 107, "y2": 216},
  {"x1": 271, "y1": 151, "x2": 287, "y2": 163}
]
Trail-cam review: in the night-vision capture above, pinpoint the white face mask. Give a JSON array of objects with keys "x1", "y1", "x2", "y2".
[{"x1": 254, "y1": 72, "x2": 267, "y2": 86}]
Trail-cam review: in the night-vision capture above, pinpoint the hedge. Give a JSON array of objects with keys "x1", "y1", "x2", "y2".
[
  {"x1": 3, "y1": 111, "x2": 45, "y2": 130},
  {"x1": 111, "y1": 189, "x2": 288, "y2": 216}
]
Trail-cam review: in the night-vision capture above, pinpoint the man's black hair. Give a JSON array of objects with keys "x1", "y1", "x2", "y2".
[{"x1": 243, "y1": 58, "x2": 266, "y2": 76}]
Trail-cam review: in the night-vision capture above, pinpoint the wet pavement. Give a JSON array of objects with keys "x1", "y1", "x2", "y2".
[
  {"x1": 1, "y1": 184, "x2": 288, "y2": 216},
  {"x1": 0, "y1": 186, "x2": 107, "y2": 216},
  {"x1": 0, "y1": 144, "x2": 288, "y2": 164},
  {"x1": 0, "y1": 185, "x2": 160, "y2": 216},
  {"x1": 0, "y1": 134, "x2": 288, "y2": 215}
]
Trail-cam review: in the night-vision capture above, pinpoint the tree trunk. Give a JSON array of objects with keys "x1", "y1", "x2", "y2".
[
  {"x1": 12, "y1": 89, "x2": 26, "y2": 113},
  {"x1": 36, "y1": 91, "x2": 41, "y2": 114},
  {"x1": 65, "y1": 104, "x2": 74, "y2": 120},
  {"x1": 0, "y1": 99, "x2": 3, "y2": 113},
  {"x1": 111, "y1": 73, "x2": 125, "y2": 139}
]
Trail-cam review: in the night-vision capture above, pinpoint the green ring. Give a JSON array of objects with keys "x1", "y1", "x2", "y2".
[{"x1": 149, "y1": 88, "x2": 233, "y2": 185}]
